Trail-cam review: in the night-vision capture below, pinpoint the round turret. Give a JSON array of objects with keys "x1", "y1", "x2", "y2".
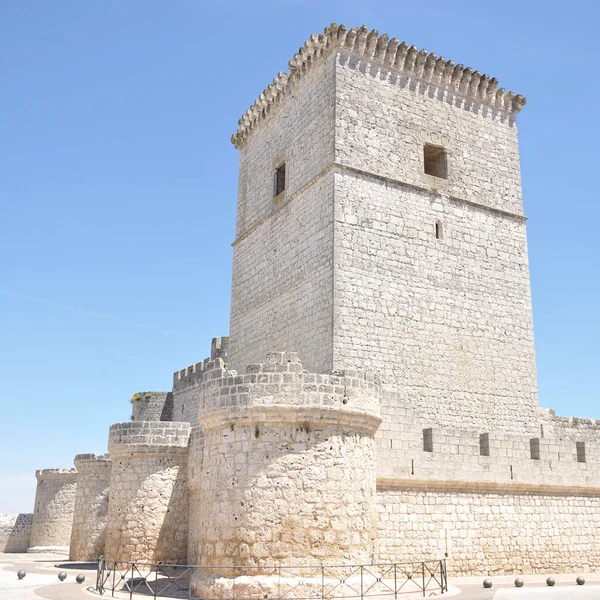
[
  {"x1": 28, "y1": 469, "x2": 77, "y2": 553},
  {"x1": 105, "y1": 421, "x2": 191, "y2": 563},
  {"x1": 69, "y1": 453, "x2": 112, "y2": 561}
]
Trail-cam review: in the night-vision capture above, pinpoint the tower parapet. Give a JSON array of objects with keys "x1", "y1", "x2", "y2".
[
  {"x1": 70, "y1": 453, "x2": 112, "y2": 561},
  {"x1": 131, "y1": 391, "x2": 173, "y2": 422},
  {"x1": 189, "y1": 352, "x2": 380, "y2": 598},
  {"x1": 172, "y1": 337, "x2": 230, "y2": 424},
  {"x1": 105, "y1": 421, "x2": 190, "y2": 563},
  {"x1": 28, "y1": 468, "x2": 77, "y2": 553}
]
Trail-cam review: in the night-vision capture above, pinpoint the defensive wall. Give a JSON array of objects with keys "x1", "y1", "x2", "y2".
[{"x1": 0, "y1": 513, "x2": 32, "y2": 553}]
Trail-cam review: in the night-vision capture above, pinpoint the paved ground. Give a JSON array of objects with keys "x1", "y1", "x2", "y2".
[
  {"x1": 0, "y1": 552, "x2": 95, "y2": 599},
  {"x1": 2, "y1": 553, "x2": 599, "y2": 599},
  {"x1": 446, "y1": 573, "x2": 600, "y2": 599}
]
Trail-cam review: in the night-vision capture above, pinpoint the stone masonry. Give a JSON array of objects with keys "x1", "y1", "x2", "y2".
[
  {"x1": 28, "y1": 469, "x2": 77, "y2": 553},
  {"x1": 9, "y1": 22, "x2": 599, "y2": 591},
  {"x1": 70, "y1": 453, "x2": 112, "y2": 561}
]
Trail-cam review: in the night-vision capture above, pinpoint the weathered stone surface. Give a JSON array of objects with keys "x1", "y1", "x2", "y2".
[
  {"x1": 28, "y1": 469, "x2": 77, "y2": 553},
  {"x1": 105, "y1": 422, "x2": 190, "y2": 563},
  {"x1": 0, "y1": 513, "x2": 32, "y2": 552},
  {"x1": 69, "y1": 453, "x2": 112, "y2": 561}
]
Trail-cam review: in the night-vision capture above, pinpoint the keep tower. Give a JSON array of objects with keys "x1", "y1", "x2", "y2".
[{"x1": 229, "y1": 24, "x2": 539, "y2": 439}]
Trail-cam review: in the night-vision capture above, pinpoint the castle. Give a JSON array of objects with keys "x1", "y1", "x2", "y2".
[{"x1": 2, "y1": 23, "x2": 599, "y2": 591}]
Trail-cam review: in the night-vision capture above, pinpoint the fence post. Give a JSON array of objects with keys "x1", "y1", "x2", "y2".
[
  {"x1": 111, "y1": 562, "x2": 116, "y2": 598},
  {"x1": 394, "y1": 563, "x2": 397, "y2": 600},
  {"x1": 361, "y1": 565, "x2": 364, "y2": 600},
  {"x1": 422, "y1": 562, "x2": 425, "y2": 598}
]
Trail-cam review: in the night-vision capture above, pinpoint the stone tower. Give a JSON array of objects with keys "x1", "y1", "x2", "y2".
[{"x1": 228, "y1": 23, "x2": 538, "y2": 444}]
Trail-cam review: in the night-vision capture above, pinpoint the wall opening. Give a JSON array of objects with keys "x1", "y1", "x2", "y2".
[
  {"x1": 423, "y1": 428, "x2": 433, "y2": 453},
  {"x1": 577, "y1": 441, "x2": 586, "y2": 463},
  {"x1": 435, "y1": 220, "x2": 443, "y2": 240},
  {"x1": 530, "y1": 438, "x2": 540, "y2": 460},
  {"x1": 479, "y1": 433, "x2": 490, "y2": 456},
  {"x1": 274, "y1": 163, "x2": 286, "y2": 197},
  {"x1": 424, "y1": 145, "x2": 447, "y2": 179}
]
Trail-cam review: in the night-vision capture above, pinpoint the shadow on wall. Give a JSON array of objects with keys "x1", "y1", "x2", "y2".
[
  {"x1": 155, "y1": 463, "x2": 189, "y2": 565},
  {"x1": 2, "y1": 513, "x2": 33, "y2": 552}
]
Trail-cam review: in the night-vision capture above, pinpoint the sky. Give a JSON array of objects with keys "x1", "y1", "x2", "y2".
[{"x1": 0, "y1": 0, "x2": 598, "y2": 513}]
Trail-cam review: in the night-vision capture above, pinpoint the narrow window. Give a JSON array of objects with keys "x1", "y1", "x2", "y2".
[
  {"x1": 274, "y1": 163, "x2": 286, "y2": 197},
  {"x1": 479, "y1": 433, "x2": 490, "y2": 457},
  {"x1": 576, "y1": 441, "x2": 586, "y2": 463},
  {"x1": 435, "y1": 220, "x2": 443, "y2": 240},
  {"x1": 424, "y1": 144, "x2": 447, "y2": 179},
  {"x1": 423, "y1": 428, "x2": 433, "y2": 453},
  {"x1": 530, "y1": 438, "x2": 540, "y2": 460}
]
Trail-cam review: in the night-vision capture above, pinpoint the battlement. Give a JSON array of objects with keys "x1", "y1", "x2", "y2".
[
  {"x1": 231, "y1": 23, "x2": 525, "y2": 148},
  {"x1": 35, "y1": 468, "x2": 77, "y2": 481},
  {"x1": 196, "y1": 351, "x2": 381, "y2": 430},
  {"x1": 172, "y1": 357, "x2": 227, "y2": 392},
  {"x1": 73, "y1": 453, "x2": 111, "y2": 464},
  {"x1": 108, "y1": 421, "x2": 191, "y2": 456},
  {"x1": 172, "y1": 337, "x2": 230, "y2": 392},
  {"x1": 211, "y1": 336, "x2": 229, "y2": 359}
]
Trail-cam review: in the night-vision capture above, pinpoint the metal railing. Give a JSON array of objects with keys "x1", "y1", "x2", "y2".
[{"x1": 95, "y1": 557, "x2": 448, "y2": 599}]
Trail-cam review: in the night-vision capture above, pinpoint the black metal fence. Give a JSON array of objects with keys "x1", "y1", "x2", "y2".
[{"x1": 95, "y1": 557, "x2": 448, "y2": 599}]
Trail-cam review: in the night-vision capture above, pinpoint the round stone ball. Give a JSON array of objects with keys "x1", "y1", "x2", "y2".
[
  {"x1": 76, "y1": 574, "x2": 85, "y2": 584},
  {"x1": 58, "y1": 571, "x2": 67, "y2": 581},
  {"x1": 17, "y1": 570, "x2": 26, "y2": 580},
  {"x1": 546, "y1": 577, "x2": 556, "y2": 587},
  {"x1": 514, "y1": 578, "x2": 524, "y2": 587},
  {"x1": 483, "y1": 578, "x2": 493, "y2": 589},
  {"x1": 577, "y1": 576, "x2": 585, "y2": 586}
]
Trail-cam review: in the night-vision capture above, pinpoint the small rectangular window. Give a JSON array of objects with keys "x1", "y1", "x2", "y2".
[
  {"x1": 576, "y1": 441, "x2": 586, "y2": 463},
  {"x1": 423, "y1": 428, "x2": 433, "y2": 453},
  {"x1": 275, "y1": 163, "x2": 286, "y2": 197},
  {"x1": 479, "y1": 433, "x2": 490, "y2": 456},
  {"x1": 530, "y1": 438, "x2": 540, "y2": 460},
  {"x1": 424, "y1": 144, "x2": 447, "y2": 179}
]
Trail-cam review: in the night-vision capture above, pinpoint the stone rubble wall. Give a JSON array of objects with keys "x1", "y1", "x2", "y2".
[
  {"x1": 69, "y1": 453, "x2": 112, "y2": 561},
  {"x1": 189, "y1": 352, "x2": 381, "y2": 599},
  {"x1": 105, "y1": 421, "x2": 190, "y2": 564},
  {"x1": 28, "y1": 469, "x2": 77, "y2": 553},
  {"x1": 0, "y1": 513, "x2": 33, "y2": 552}
]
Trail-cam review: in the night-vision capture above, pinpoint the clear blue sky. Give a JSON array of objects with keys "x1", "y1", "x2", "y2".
[{"x1": 1, "y1": 0, "x2": 598, "y2": 513}]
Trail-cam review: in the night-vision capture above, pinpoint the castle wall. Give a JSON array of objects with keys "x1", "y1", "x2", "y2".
[
  {"x1": 330, "y1": 50, "x2": 538, "y2": 439},
  {"x1": 131, "y1": 391, "x2": 173, "y2": 422},
  {"x1": 331, "y1": 170, "x2": 539, "y2": 440},
  {"x1": 189, "y1": 352, "x2": 380, "y2": 598},
  {"x1": 376, "y1": 486, "x2": 600, "y2": 576},
  {"x1": 70, "y1": 453, "x2": 112, "y2": 561},
  {"x1": 28, "y1": 469, "x2": 77, "y2": 553},
  {"x1": 0, "y1": 514, "x2": 33, "y2": 552},
  {"x1": 228, "y1": 54, "x2": 337, "y2": 374},
  {"x1": 186, "y1": 426, "x2": 204, "y2": 565},
  {"x1": 105, "y1": 422, "x2": 190, "y2": 563},
  {"x1": 172, "y1": 337, "x2": 229, "y2": 426}
]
